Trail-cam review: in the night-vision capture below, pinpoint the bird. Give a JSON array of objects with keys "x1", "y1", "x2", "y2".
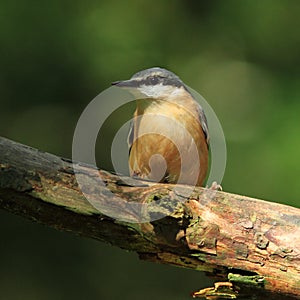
[{"x1": 112, "y1": 67, "x2": 209, "y2": 186}]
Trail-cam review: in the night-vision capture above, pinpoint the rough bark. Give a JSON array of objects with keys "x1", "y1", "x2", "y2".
[{"x1": 0, "y1": 136, "x2": 299, "y2": 299}]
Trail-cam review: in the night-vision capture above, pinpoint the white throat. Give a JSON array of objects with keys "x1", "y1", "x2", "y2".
[{"x1": 137, "y1": 84, "x2": 186, "y2": 99}]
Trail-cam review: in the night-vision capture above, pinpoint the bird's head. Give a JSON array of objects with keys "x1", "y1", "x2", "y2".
[{"x1": 112, "y1": 67, "x2": 187, "y2": 99}]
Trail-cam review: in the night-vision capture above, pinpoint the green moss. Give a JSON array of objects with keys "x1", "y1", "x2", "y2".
[{"x1": 228, "y1": 273, "x2": 265, "y2": 288}]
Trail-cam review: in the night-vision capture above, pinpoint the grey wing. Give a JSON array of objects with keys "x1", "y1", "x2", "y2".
[
  {"x1": 196, "y1": 102, "x2": 210, "y2": 145},
  {"x1": 127, "y1": 119, "x2": 134, "y2": 154}
]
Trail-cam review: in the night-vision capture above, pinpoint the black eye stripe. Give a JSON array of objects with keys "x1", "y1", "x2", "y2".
[{"x1": 138, "y1": 76, "x2": 184, "y2": 88}]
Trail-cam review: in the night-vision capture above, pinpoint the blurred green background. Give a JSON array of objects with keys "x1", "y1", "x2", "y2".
[{"x1": 1, "y1": 0, "x2": 300, "y2": 299}]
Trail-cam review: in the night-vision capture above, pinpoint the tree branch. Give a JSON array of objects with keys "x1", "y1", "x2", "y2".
[{"x1": 0, "y1": 136, "x2": 299, "y2": 299}]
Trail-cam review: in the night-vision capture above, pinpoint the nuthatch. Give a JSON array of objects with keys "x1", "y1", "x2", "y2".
[{"x1": 112, "y1": 67, "x2": 209, "y2": 186}]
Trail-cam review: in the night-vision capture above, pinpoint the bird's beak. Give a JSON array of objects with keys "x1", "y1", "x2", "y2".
[
  {"x1": 111, "y1": 79, "x2": 137, "y2": 88},
  {"x1": 112, "y1": 79, "x2": 145, "y2": 99}
]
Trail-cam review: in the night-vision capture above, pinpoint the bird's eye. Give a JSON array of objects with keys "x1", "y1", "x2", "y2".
[{"x1": 149, "y1": 76, "x2": 159, "y2": 85}]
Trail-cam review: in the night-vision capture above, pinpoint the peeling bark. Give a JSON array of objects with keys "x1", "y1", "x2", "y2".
[{"x1": 0, "y1": 137, "x2": 299, "y2": 299}]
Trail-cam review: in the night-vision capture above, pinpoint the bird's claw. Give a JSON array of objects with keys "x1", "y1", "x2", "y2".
[{"x1": 206, "y1": 181, "x2": 222, "y2": 191}]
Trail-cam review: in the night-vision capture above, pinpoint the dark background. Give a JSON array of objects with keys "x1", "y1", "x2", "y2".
[{"x1": 1, "y1": 1, "x2": 300, "y2": 299}]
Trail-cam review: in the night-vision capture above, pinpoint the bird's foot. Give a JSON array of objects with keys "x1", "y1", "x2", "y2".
[{"x1": 206, "y1": 181, "x2": 222, "y2": 191}]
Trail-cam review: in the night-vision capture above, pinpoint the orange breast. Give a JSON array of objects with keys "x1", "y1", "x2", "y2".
[{"x1": 129, "y1": 99, "x2": 208, "y2": 186}]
